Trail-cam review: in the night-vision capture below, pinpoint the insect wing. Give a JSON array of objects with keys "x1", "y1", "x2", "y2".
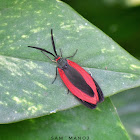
[{"x1": 58, "y1": 60, "x2": 104, "y2": 106}]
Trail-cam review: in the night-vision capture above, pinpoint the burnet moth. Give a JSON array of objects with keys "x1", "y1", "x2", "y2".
[{"x1": 28, "y1": 29, "x2": 104, "y2": 109}]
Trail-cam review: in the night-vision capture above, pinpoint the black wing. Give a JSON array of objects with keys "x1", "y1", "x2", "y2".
[
  {"x1": 75, "y1": 97, "x2": 96, "y2": 109},
  {"x1": 92, "y1": 78, "x2": 104, "y2": 103}
]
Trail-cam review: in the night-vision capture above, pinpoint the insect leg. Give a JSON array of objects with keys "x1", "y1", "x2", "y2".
[
  {"x1": 52, "y1": 67, "x2": 58, "y2": 84},
  {"x1": 67, "y1": 89, "x2": 69, "y2": 94},
  {"x1": 41, "y1": 51, "x2": 56, "y2": 62},
  {"x1": 65, "y1": 49, "x2": 78, "y2": 59}
]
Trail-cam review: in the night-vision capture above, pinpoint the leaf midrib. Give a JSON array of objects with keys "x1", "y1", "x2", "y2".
[{"x1": 1, "y1": 54, "x2": 140, "y2": 76}]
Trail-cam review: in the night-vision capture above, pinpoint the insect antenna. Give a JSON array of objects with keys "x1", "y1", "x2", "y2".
[
  {"x1": 28, "y1": 46, "x2": 57, "y2": 62},
  {"x1": 28, "y1": 46, "x2": 55, "y2": 57},
  {"x1": 51, "y1": 29, "x2": 58, "y2": 56}
]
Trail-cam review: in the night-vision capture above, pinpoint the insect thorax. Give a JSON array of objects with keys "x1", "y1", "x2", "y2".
[{"x1": 57, "y1": 57, "x2": 67, "y2": 69}]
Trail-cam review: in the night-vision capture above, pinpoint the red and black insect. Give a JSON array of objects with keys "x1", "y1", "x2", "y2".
[{"x1": 28, "y1": 29, "x2": 104, "y2": 109}]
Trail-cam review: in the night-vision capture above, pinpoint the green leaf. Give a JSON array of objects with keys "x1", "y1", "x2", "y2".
[
  {"x1": 111, "y1": 87, "x2": 140, "y2": 140},
  {"x1": 0, "y1": 0, "x2": 140, "y2": 123},
  {"x1": 0, "y1": 98, "x2": 130, "y2": 140},
  {"x1": 0, "y1": 55, "x2": 140, "y2": 123}
]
